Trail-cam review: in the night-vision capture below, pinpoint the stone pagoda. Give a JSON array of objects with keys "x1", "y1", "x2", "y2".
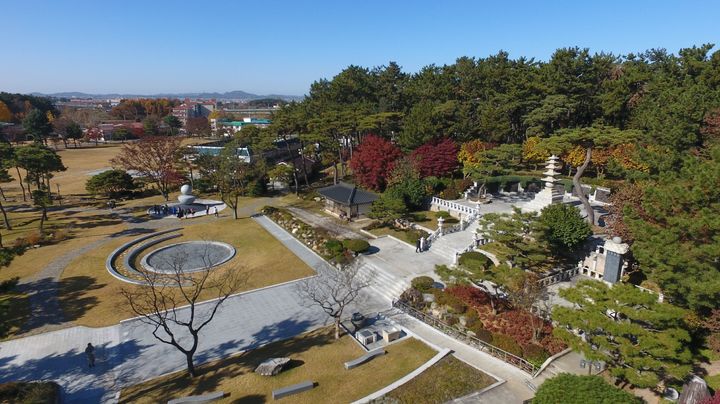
[{"x1": 523, "y1": 155, "x2": 564, "y2": 212}]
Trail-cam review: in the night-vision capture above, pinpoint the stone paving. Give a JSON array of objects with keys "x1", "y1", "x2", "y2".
[{"x1": 286, "y1": 206, "x2": 364, "y2": 239}]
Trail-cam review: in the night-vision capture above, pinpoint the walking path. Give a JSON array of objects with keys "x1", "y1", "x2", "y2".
[
  {"x1": 17, "y1": 207, "x2": 145, "y2": 336},
  {"x1": 286, "y1": 206, "x2": 363, "y2": 239}
]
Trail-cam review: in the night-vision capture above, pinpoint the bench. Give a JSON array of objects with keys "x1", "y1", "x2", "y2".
[
  {"x1": 344, "y1": 348, "x2": 386, "y2": 370},
  {"x1": 272, "y1": 380, "x2": 315, "y2": 400},
  {"x1": 167, "y1": 391, "x2": 224, "y2": 404}
]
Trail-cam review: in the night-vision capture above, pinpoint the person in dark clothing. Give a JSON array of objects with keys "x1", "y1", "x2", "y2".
[
  {"x1": 85, "y1": 343, "x2": 95, "y2": 368},
  {"x1": 415, "y1": 238, "x2": 421, "y2": 253}
]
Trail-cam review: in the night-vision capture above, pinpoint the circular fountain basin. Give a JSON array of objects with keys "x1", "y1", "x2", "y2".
[{"x1": 140, "y1": 241, "x2": 236, "y2": 274}]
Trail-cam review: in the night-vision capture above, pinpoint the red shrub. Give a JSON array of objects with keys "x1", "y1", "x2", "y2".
[
  {"x1": 409, "y1": 137, "x2": 459, "y2": 177},
  {"x1": 349, "y1": 135, "x2": 403, "y2": 191},
  {"x1": 446, "y1": 285, "x2": 491, "y2": 308}
]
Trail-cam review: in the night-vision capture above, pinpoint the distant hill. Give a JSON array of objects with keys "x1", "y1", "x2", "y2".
[{"x1": 30, "y1": 90, "x2": 304, "y2": 102}]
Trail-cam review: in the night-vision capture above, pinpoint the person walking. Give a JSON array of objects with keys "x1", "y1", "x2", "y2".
[
  {"x1": 85, "y1": 343, "x2": 95, "y2": 368},
  {"x1": 415, "y1": 238, "x2": 421, "y2": 253},
  {"x1": 420, "y1": 236, "x2": 426, "y2": 252},
  {"x1": 213, "y1": 207, "x2": 218, "y2": 217}
]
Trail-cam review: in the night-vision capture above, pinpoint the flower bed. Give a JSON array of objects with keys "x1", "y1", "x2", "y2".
[
  {"x1": 262, "y1": 206, "x2": 364, "y2": 264},
  {"x1": 400, "y1": 283, "x2": 565, "y2": 367}
]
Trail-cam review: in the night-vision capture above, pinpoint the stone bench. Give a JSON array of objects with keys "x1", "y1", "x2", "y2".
[
  {"x1": 344, "y1": 348, "x2": 386, "y2": 370},
  {"x1": 167, "y1": 391, "x2": 224, "y2": 404},
  {"x1": 272, "y1": 380, "x2": 315, "y2": 400}
]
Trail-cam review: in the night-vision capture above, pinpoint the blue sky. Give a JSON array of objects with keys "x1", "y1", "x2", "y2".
[{"x1": 1, "y1": 0, "x2": 718, "y2": 96}]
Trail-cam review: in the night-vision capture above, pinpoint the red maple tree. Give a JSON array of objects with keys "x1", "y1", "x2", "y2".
[
  {"x1": 349, "y1": 135, "x2": 402, "y2": 191},
  {"x1": 410, "y1": 137, "x2": 459, "y2": 177}
]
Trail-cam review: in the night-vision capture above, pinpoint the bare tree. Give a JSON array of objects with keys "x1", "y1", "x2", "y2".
[
  {"x1": 111, "y1": 136, "x2": 184, "y2": 200},
  {"x1": 295, "y1": 260, "x2": 372, "y2": 340},
  {"x1": 121, "y1": 245, "x2": 248, "y2": 377}
]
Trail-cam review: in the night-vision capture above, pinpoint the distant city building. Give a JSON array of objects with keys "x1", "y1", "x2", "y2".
[
  {"x1": 172, "y1": 100, "x2": 216, "y2": 125},
  {"x1": 212, "y1": 117, "x2": 271, "y2": 135},
  {"x1": 96, "y1": 120, "x2": 144, "y2": 140}
]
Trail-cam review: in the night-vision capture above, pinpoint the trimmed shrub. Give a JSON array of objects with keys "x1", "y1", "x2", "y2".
[
  {"x1": 410, "y1": 212, "x2": 428, "y2": 222},
  {"x1": 262, "y1": 206, "x2": 279, "y2": 214},
  {"x1": 24, "y1": 231, "x2": 44, "y2": 246},
  {"x1": 491, "y1": 333, "x2": 523, "y2": 357},
  {"x1": 411, "y1": 276, "x2": 435, "y2": 293},
  {"x1": 458, "y1": 251, "x2": 491, "y2": 272},
  {"x1": 446, "y1": 316, "x2": 459, "y2": 326},
  {"x1": 324, "y1": 239, "x2": 344, "y2": 255},
  {"x1": 469, "y1": 324, "x2": 493, "y2": 343},
  {"x1": 464, "y1": 308, "x2": 480, "y2": 328},
  {"x1": 522, "y1": 344, "x2": 550, "y2": 367},
  {"x1": 435, "y1": 210, "x2": 452, "y2": 219},
  {"x1": 342, "y1": 238, "x2": 370, "y2": 254},
  {"x1": 449, "y1": 301, "x2": 467, "y2": 314}
]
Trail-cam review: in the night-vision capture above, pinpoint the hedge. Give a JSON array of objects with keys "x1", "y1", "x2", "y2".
[
  {"x1": 458, "y1": 251, "x2": 492, "y2": 272},
  {"x1": 411, "y1": 276, "x2": 435, "y2": 293},
  {"x1": 342, "y1": 239, "x2": 370, "y2": 253},
  {"x1": 491, "y1": 333, "x2": 523, "y2": 357}
]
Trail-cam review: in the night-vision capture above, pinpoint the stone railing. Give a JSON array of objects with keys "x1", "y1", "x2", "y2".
[
  {"x1": 431, "y1": 197, "x2": 478, "y2": 216},
  {"x1": 426, "y1": 227, "x2": 443, "y2": 245},
  {"x1": 536, "y1": 267, "x2": 580, "y2": 287},
  {"x1": 393, "y1": 299, "x2": 538, "y2": 375}
]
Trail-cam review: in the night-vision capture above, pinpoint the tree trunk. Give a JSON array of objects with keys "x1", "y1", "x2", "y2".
[
  {"x1": 574, "y1": 147, "x2": 594, "y2": 225},
  {"x1": 15, "y1": 167, "x2": 26, "y2": 202},
  {"x1": 299, "y1": 145, "x2": 310, "y2": 188},
  {"x1": 337, "y1": 143, "x2": 345, "y2": 178},
  {"x1": 333, "y1": 163, "x2": 338, "y2": 185},
  {"x1": 282, "y1": 135, "x2": 300, "y2": 195},
  {"x1": 0, "y1": 186, "x2": 6, "y2": 201},
  {"x1": 0, "y1": 198, "x2": 10, "y2": 230},
  {"x1": 334, "y1": 318, "x2": 341, "y2": 340},
  {"x1": 185, "y1": 353, "x2": 197, "y2": 377},
  {"x1": 232, "y1": 196, "x2": 238, "y2": 219},
  {"x1": 39, "y1": 206, "x2": 47, "y2": 234}
]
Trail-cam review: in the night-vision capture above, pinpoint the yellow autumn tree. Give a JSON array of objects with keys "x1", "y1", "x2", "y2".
[
  {"x1": 458, "y1": 139, "x2": 493, "y2": 178},
  {"x1": 522, "y1": 136, "x2": 549, "y2": 170},
  {"x1": 562, "y1": 146, "x2": 587, "y2": 176},
  {"x1": 0, "y1": 101, "x2": 12, "y2": 122},
  {"x1": 610, "y1": 144, "x2": 649, "y2": 173}
]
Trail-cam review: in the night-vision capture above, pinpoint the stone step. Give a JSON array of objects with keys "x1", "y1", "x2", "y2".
[{"x1": 358, "y1": 260, "x2": 408, "y2": 302}]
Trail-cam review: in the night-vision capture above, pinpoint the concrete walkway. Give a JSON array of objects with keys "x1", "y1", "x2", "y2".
[{"x1": 286, "y1": 206, "x2": 364, "y2": 239}]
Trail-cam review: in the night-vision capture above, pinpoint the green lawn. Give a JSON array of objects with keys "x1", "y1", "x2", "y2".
[
  {"x1": 367, "y1": 226, "x2": 428, "y2": 246},
  {"x1": 385, "y1": 355, "x2": 495, "y2": 403},
  {"x1": 706, "y1": 374, "x2": 720, "y2": 391}
]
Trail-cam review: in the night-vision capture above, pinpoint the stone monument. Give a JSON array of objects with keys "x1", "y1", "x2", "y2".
[
  {"x1": 178, "y1": 184, "x2": 196, "y2": 205},
  {"x1": 602, "y1": 236, "x2": 630, "y2": 284},
  {"x1": 523, "y1": 155, "x2": 564, "y2": 212}
]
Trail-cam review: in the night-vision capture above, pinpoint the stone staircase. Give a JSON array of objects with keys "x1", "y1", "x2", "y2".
[
  {"x1": 427, "y1": 222, "x2": 480, "y2": 262},
  {"x1": 357, "y1": 258, "x2": 409, "y2": 303}
]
